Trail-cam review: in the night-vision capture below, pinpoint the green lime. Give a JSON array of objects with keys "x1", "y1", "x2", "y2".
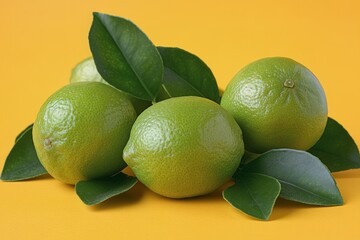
[
  {"x1": 123, "y1": 96, "x2": 244, "y2": 198},
  {"x1": 70, "y1": 57, "x2": 107, "y2": 84},
  {"x1": 221, "y1": 57, "x2": 328, "y2": 153},
  {"x1": 33, "y1": 82, "x2": 137, "y2": 184},
  {"x1": 70, "y1": 57, "x2": 151, "y2": 115}
]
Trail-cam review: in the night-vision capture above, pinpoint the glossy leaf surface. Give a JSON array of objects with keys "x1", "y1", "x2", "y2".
[
  {"x1": 241, "y1": 149, "x2": 343, "y2": 206},
  {"x1": 224, "y1": 173, "x2": 280, "y2": 220},
  {"x1": 309, "y1": 117, "x2": 360, "y2": 172},
  {"x1": 1, "y1": 126, "x2": 47, "y2": 181},
  {"x1": 75, "y1": 172, "x2": 138, "y2": 205},
  {"x1": 89, "y1": 12, "x2": 163, "y2": 101}
]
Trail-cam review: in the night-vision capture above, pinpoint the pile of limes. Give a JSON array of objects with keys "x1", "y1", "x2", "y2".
[
  {"x1": 31, "y1": 55, "x2": 327, "y2": 198},
  {"x1": 3, "y1": 12, "x2": 359, "y2": 222}
]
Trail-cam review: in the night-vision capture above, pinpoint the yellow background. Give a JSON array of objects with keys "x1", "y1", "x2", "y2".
[{"x1": 1, "y1": 0, "x2": 359, "y2": 239}]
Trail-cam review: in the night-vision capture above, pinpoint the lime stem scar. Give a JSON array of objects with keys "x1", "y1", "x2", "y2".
[
  {"x1": 284, "y1": 79, "x2": 295, "y2": 88},
  {"x1": 44, "y1": 138, "x2": 53, "y2": 147}
]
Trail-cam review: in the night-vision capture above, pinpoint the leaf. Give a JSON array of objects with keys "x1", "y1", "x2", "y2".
[
  {"x1": 241, "y1": 151, "x2": 260, "y2": 166},
  {"x1": 156, "y1": 47, "x2": 220, "y2": 103},
  {"x1": 75, "y1": 172, "x2": 138, "y2": 205},
  {"x1": 241, "y1": 149, "x2": 343, "y2": 206},
  {"x1": 223, "y1": 173, "x2": 281, "y2": 220},
  {"x1": 15, "y1": 123, "x2": 33, "y2": 143},
  {"x1": 89, "y1": 12, "x2": 163, "y2": 101},
  {"x1": 233, "y1": 151, "x2": 260, "y2": 180},
  {"x1": 1, "y1": 126, "x2": 47, "y2": 181},
  {"x1": 308, "y1": 117, "x2": 360, "y2": 172}
]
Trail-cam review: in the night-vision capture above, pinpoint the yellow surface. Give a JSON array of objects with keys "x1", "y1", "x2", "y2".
[{"x1": 0, "y1": 0, "x2": 359, "y2": 239}]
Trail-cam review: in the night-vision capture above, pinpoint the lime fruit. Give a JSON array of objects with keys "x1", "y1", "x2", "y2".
[
  {"x1": 33, "y1": 82, "x2": 137, "y2": 184},
  {"x1": 70, "y1": 57, "x2": 107, "y2": 84},
  {"x1": 70, "y1": 57, "x2": 151, "y2": 115},
  {"x1": 221, "y1": 57, "x2": 328, "y2": 153},
  {"x1": 123, "y1": 96, "x2": 244, "y2": 198}
]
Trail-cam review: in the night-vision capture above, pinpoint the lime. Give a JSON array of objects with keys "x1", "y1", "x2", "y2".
[
  {"x1": 33, "y1": 82, "x2": 137, "y2": 184},
  {"x1": 70, "y1": 57, "x2": 107, "y2": 84},
  {"x1": 221, "y1": 57, "x2": 328, "y2": 153},
  {"x1": 123, "y1": 96, "x2": 244, "y2": 198},
  {"x1": 70, "y1": 57, "x2": 151, "y2": 115}
]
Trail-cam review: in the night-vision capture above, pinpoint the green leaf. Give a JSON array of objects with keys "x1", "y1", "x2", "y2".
[
  {"x1": 241, "y1": 149, "x2": 343, "y2": 206},
  {"x1": 223, "y1": 173, "x2": 281, "y2": 220},
  {"x1": 308, "y1": 117, "x2": 360, "y2": 172},
  {"x1": 156, "y1": 47, "x2": 220, "y2": 103},
  {"x1": 233, "y1": 151, "x2": 260, "y2": 180},
  {"x1": 1, "y1": 126, "x2": 47, "y2": 181},
  {"x1": 89, "y1": 12, "x2": 163, "y2": 101},
  {"x1": 241, "y1": 151, "x2": 260, "y2": 165},
  {"x1": 15, "y1": 123, "x2": 33, "y2": 143},
  {"x1": 75, "y1": 172, "x2": 138, "y2": 205}
]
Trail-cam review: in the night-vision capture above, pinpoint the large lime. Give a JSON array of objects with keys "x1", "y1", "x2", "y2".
[
  {"x1": 123, "y1": 96, "x2": 244, "y2": 198},
  {"x1": 33, "y1": 82, "x2": 137, "y2": 184},
  {"x1": 221, "y1": 57, "x2": 328, "y2": 153}
]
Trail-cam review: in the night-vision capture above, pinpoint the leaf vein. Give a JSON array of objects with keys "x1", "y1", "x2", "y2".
[
  {"x1": 277, "y1": 179, "x2": 330, "y2": 201},
  {"x1": 96, "y1": 15, "x2": 154, "y2": 99},
  {"x1": 164, "y1": 67, "x2": 205, "y2": 97},
  {"x1": 244, "y1": 182, "x2": 266, "y2": 218}
]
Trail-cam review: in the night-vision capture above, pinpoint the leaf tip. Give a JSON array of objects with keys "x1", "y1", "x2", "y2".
[
  {"x1": 92, "y1": 12, "x2": 102, "y2": 17},
  {"x1": 75, "y1": 182, "x2": 97, "y2": 206},
  {"x1": 333, "y1": 194, "x2": 344, "y2": 206}
]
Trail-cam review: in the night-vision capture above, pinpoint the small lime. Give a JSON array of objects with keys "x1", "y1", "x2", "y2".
[{"x1": 70, "y1": 57, "x2": 151, "y2": 115}]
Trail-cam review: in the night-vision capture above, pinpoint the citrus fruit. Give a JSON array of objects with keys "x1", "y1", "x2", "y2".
[
  {"x1": 69, "y1": 57, "x2": 151, "y2": 115},
  {"x1": 221, "y1": 57, "x2": 328, "y2": 153},
  {"x1": 33, "y1": 82, "x2": 137, "y2": 184},
  {"x1": 123, "y1": 96, "x2": 244, "y2": 198},
  {"x1": 70, "y1": 57, "x2": 107, "y2": 84}
]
